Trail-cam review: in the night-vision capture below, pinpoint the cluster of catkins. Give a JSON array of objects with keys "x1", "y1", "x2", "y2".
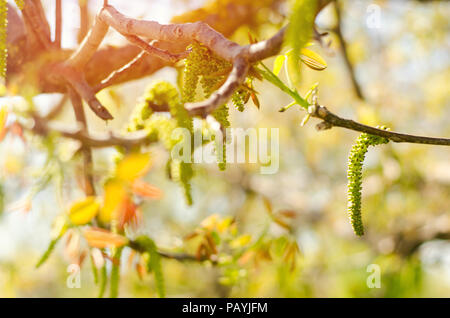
[
  {"x1": 128, "y1": 82, "x2": 194, "y2": 205},
  {"x1": 182, "y1": 41, "x2": 250, "y2": 170},
  {"x1": 347, "y1": 126, "x2": 390, "y2": 236}
]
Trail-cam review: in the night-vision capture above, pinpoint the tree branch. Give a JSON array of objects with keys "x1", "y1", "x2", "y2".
[
  {"x1": 311, "y1": 105, "x2": 450, "y2": 146},
  {"x1": 55, "y1": 0, "x2": 62, "y2": 48}
]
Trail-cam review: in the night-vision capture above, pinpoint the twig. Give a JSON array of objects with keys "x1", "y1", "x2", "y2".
[
  {"x1": 31, "y1": 112, "x2": 153, "y2": 149},
  {"x1": 60, "y1": 65, "x2": 113, "y2": 120},
  {"x1": 311, "y1": 105, "x2": 450, "y2": 146},
  {"x1": 44, "y1": 94, "x2": 67, "y2": 120},
  {"x1": 78, "y1": 0, "x2": 90, "y2": 44},
  {"x1": 55, "y1": 0, "x2": 62, "y2": 47},
  {"x1": 334, "y1": 0, "x2": 365, "y2": 100},
  {"x1": 67, "y1": 87, "x2": 96, "y2": 196}
]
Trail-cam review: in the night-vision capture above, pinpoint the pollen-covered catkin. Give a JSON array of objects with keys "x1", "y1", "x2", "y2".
[
  {"x1": 0, "y1": 0, "x2": 8, "y2": 78},
  {"x1": 127, "y1": 82, "x2": 194, "y2": 205},
  {"x1": 347, "y1": 126, "x2": 389, "y2": 236}
]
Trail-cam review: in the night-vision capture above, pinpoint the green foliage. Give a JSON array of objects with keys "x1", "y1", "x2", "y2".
[
  {"x1": 0, "y1": 0, "x2": 8, "y2": 78},
  {"x1": 35, "y1": 235, "x2": 62, "y2": 268},
  {"x1": 135, "y1": 236, "x2": 165, "y2": 298},
  {"x1": 258, "y1": 63, "x2": 309, "y2": 109},
  {"x1": 287, "y1": 0, "x2": 317, "y2": 64},
  {"x1": 110, "y1": 247, "x2": 123, "y2": 298},
  {"x1": 98, "y1": 265, "x2": 107, "y2": 298},
  {"x1": 347, "y1": 127, "x2": 390, "y2": 236}
]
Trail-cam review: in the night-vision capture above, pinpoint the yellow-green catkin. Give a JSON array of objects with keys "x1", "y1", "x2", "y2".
[
  {"x1": 0, "y1": 0, "x2": 8, "y2": 78},
  {"x1": 183, "y1": 42, "x2": 250, "y2": 170},
  {"x1": 14, "y1": 1, "x2": 25, "y2": 9},
  {"x1": 347, "y1": 126, "x2": 389, "y2": 236},
  {"x1": 128, "y1": 82, "x2": 194, "y2": 205}
]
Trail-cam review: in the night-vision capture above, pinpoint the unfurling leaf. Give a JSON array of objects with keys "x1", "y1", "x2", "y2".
[
  {"x1": 99, "y1": 179, "x2": 127, "y2": 224},
  {"x1": 300, "y1": 48, "x2": 327, "y2": 71},
  {"x1": 35, "y1": 234, "x2": 64, "y2": 268},
  {"x1": 115, "y1": 152, "x2": 151, "y2": 182},
  {"x1": 83, "y1": 227, "x2": 128, "y2": 248},
  {"x1": 273, "y1": 55, "x2": 286, "y2": 76},
  {"x1": 132, "y1": 179, "x2": 163, "y2": 199},
  {"x1": 68, "y1": 196, "x2": 100, "y2": 225},
  {"x1": 0, "y1": 105, "x2": 8, "y2": 141},
  {"x1": 287, "y1": 0, "x2": 317, "y2": 61},
  {"x1": 230, "y1": 234, "x2": 252, "y2": 249},
  {"x1": 134, "y1": 236, "x2": 165, "y2": 298}
]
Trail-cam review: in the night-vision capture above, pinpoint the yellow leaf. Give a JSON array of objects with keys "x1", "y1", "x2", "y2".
[
  {"x1": 300, "y1": 48, "x2": 327, "y2": 71},
  {"x1": 273, "y1": 55, "x2": 286, "y2": 76},
  {"x1": 0, "y1": 105, "x2": 8, "y2": 141},
  {"x1": 285, "y1": 49, "x2": 302, "y2": 88},
  {"x1": 230, "y1": 234, "x2": 252, "y2": 248},
  {"x1": 69, "y1": 197, "x2": 100, "y2": 225},
  {"x1": 115, "y1": 153, "x2": 151, "y2": 182},
  {"x1": 99, "y1": 179, "x2": 127, "y2": 224},
  {"x1": 200, "y1": 214, "x2": 219, "y2": 231},
  {"x1": 83, "y1": 227, "x2": 128, "y2": 248}
]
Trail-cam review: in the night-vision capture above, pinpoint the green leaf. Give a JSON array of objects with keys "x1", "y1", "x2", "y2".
[
  {"x1": 98, "y1": 264, "x2": 107, "y2": 298},
  {"x1": 109, "y1": 247, "x2": 123, "y2": 298},
  {"x1": 36, "y1": 233, "x2": 64, "y2": 268},
  {"x1": 135, "y1": 236, "x2": 165, "y2": 298},
  {"x1": 285, "y1": 49, "x2": 302, "y2": 88},
  {"x1": 257, "y1": 63, "x2": 309, "y2": 109},
  {"x1": 273, "y1": 55, "x2": 286, "y2": 76},
  {"x1": 287, "y1": 0, "x2": 317, "y2": 63}
]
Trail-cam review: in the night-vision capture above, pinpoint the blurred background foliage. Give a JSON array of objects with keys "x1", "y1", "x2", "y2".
[{"x1": 0, "y1": 0, "x2": 449, "y2": 297}]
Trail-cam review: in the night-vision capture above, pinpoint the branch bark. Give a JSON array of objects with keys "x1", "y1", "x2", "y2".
[{"x1": 311, "y1": 105, "x2": 450, "y2": 146}]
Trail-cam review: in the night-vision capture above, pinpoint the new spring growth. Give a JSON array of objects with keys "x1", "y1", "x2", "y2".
[
  {"x1": 128, "y1": 82, "x2": 194, "y2": 205},
  {"x1": 347, "y1": 126, "x2": 390, "y2": 236}
]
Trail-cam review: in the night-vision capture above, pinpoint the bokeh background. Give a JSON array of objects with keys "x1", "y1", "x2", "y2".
[{"x1": 0, "y1": 0, "x2": 449, "y2": 297}]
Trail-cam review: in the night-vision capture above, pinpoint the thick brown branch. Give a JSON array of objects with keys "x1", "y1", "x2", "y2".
[
  {"x1": 60, "y1": 65, "x2": 113, "y2": 120},
  {"x1": 123, "y1": 35, "x2": 189, "y2": 63},
  {"x1": 69, "y1": 14, "x2": 109, "y2": 70},
  {"x1": 311, "y1": 106, "x2": 450, "y2": 146}
]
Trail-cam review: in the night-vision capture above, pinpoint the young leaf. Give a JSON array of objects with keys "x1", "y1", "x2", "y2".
[
  {"x1": 83, "y1": 227, "x2": 128, "y2": 248},
  {"x1": 99, "y1": 179, "x2": 127, "y2": 224},
  {"x1": 36, "y1": 231, "x2": 65, "y2": 268},
  {"x1": 257, "y1": 63, "x2": 309, "y2": 109},
  {"x1": 115, "y1": 153, "x2": 151, "y2": 182},
  {"x1": 110, "y1": 247, "x2": 123, "y2": 298},
  {"x1": 0, "y1": 105, "x2": 8, "y2": 141},
  {"x1": 273, "y1": 55, "x2": 286, "y2": 76},
  {"x1": 300, "y1": 48, "x2": 327, "y2": 71},
  {"x1": 131, "y1": 179, "x2": 163, "y2": 199},
  {"x1": 285, "y1": 49, "x2": 302, "y2": 88},
  {"x1": 68, "y1": 196, "x2": 100, "y2": 225},
  {"x1": 286, "y1": 0, "x2": 317, "y2": 63},
  {"x1": 98, "y1": 264, "x2": 107, "y2": 298},
  {"x1": 134, "y1": 236, "x2": 165, "y2": 298}
]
